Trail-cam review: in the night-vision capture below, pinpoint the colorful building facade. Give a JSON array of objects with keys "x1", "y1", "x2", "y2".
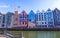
[
  {"x1": 0, "y1": 13, "x2": 4, "y2": 28},
  {"x1": 0, "y1": 8, "x2": 59, "y2": 28},
  {"x1": 19, "y1": 10, "x2": 28, "y2": 28},
  {"x1": 36, "y1": 10, "x2": 41, "y2": 27},
  {"x1": 36, "y1": 10, "x2": 47, "y2": 28},
  {"x1": 12, "y1": 11, "x2": 19, "y2": 28},
  {"x1": 5, "y1": 12, "x2": 14, "y2": 28},
  {"x1": 46, "y1": 9, "x2": 54, "y2": 27},
  {"x1": 2, "y1": 14, "x2": 6, "y2": 28},
  {"x1": 52, "y1": 8, "x2": 60, "y2": 28},
  {"x1": 28, "y1": 10, "x2": 36, "y2": 28},
  {"x1": 40, "y1": 10, "x2": 47, "y2": 27}
]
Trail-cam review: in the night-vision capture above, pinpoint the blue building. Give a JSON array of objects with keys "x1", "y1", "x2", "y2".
[
  {"x1": 52, "y1": 8, "x2": 60, "y2": 28},
  {"x1": 28, "y1": 10, "x2": 36, "y2": 28},
  {"x1": 46, "y1": 9, "x2": 54, "y2": 27},
  {"x1": 28, "y1": 10, "x2": 36, "y2": 22},
  {"x1": 5, "y1": 12, "x2": 14, "y2": 28}
]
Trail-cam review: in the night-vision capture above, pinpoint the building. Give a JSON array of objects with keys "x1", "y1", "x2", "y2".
[
  {"x1": 40, "y1": 10, "x2": 47, "y2": 28},
  {"x1": 52, "y1": 8, "x2": 60, "y2": 28},
  {"x1": 28, "y1": 10, "x2": 36, "y2": 28},
  {"x1": 19, "y1": 10, "x2": 28, "y2": 28},
  {"x1": 0, "y1": 13, "x2": 3, "y2": 28},
  {"x1": 12, "y1": 11, "x2": 19, "y2": 28},
  {"x1": 46, "y1": 9, "x2": 54, "y2": 27},
  {"x1": 5, "y1": 12, "x2": 14, "y2": 28},
  {"x1": 35, "y1": 10, "x2": 41, "y2": 27},
  {"x1": 28, "y1": 10, "x2": 36, "y2": 22},
  {"x1": 36, "y1": 10, "x2": 47, "y2": 28},
  {"x1": 2, "y1": 14, "x2": 6, "y2": 28},
  {"x1": 36, "y1": 9, "x2": 54, "y2": 28}
]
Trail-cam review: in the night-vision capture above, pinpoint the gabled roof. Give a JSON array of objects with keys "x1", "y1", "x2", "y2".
[
  {"x1": 47, "y1": 8, "x2": 51, "y2": 11},
  {"x1": 41, "y1": 10, "x2": 45, "y2": 13},
  {"x1": 46, "y1": 9, "x2": 52, "y2": 13},
  {"x1": 0, "y1": 12, "x2": 2, "y2": 15},
  {"x1": 6, "y1": 12, "x2": 14, "y2": 15},
  {"x1": 29, "y1": 10, "x2": 35, "y2": 15},
  {"x1": 20, "y1": 10, "x2": 27, "y2": 15},
  {"x1": 36, "y1": 10, "x2": 40, "y2": 13},
  {"x1": 52, "y1": 8, "x2": 60, "y2": 13},
  {"x1": 54, "y1": 8, "x2": 60, "y2": 12}
]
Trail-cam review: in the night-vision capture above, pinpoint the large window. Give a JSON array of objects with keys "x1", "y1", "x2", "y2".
[
  {"x1": 36, "y1": 14, "x2": 38, "y2": 21},
  {"x1": 42, "y1": 15, "x2": 43, "y2": 21},
  {"x1": 44, "y1": 13, "x2": 47, "y2": 21},
  {"x1": 39, "y1": 14, "x2": 41, "y2": 21}
]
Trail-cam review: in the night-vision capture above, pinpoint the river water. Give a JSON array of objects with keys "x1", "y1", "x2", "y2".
[{"x1": 6, "y1": 31, "x2": 60, "y2": 38}]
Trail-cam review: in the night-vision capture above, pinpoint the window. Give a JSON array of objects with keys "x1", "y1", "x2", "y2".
[
  {"x1": 39, "y1": 14, "x2": 41, "y2": 21},
  {"x1": 13, "y1": 24, "x2": 18, "y2": 25},
  {"x1": 29, "y1": 19, "x2": 31, "y2": 21},
  {"x1": 41, "y1": 14, "x2": 43, "y2": 21},
  {"x1": 42, "y1": 22, "x2": 44, "y2": 24},
  {"x1": 36, "y1": 15, "x2": 38, "y2": 21},
  {"x1": 37, "y1": 22, "x2": 38, "y2": 24},
  {"x1": 45, "y1": 22, "x2": 46, "y2": 24},
  {"x1": 44, "y1": 14, "x2": 46, "y2": 21},
  {"x1": 16, "y1": 18, "x2": 18, "y2": 20},
  {"x1": 41, "y1": 13, "x2": 43, "y2": 14},
  {"x1": 2, "y1": 24, "x2": 4, "y2": 27}
]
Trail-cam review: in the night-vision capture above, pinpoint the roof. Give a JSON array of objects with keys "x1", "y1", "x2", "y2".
[{"x1": 20, "y1": 10, "x2": 27, "y2": 15}]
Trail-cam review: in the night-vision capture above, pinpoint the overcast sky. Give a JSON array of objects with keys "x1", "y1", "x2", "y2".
[{"x1": 0, "y1": 0, "x2": 60, "y2": 14}]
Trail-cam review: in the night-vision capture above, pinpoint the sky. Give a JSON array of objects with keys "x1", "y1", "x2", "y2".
[{"x1": 0, "y1": 0, "x2": 60, "y2": 14}]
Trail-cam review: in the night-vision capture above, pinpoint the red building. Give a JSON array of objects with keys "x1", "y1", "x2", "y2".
[{"x1": 19, "y1": 10, "x2": 28, "y2": 28}]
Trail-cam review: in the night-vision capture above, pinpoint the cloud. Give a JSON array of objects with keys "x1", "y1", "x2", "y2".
[
  {"x1": 52, "y1": 0, "x2": 60, "y2": 9},
  {"x1": 0, "y1": 3, "x2": 9, "y2": 8}
]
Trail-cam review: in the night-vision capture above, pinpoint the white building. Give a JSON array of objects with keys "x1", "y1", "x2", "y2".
[{"x1": 36, "y1": 10, "x2": 47, "y2": 28}]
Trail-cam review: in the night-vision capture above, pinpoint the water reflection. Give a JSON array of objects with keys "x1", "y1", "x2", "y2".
[
  {"x1": 6, "y1": 31, "x2": 59, "y2": 38},
  {"x1": 0, "y1": 31, "x2": 60, "y2": 38}
]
